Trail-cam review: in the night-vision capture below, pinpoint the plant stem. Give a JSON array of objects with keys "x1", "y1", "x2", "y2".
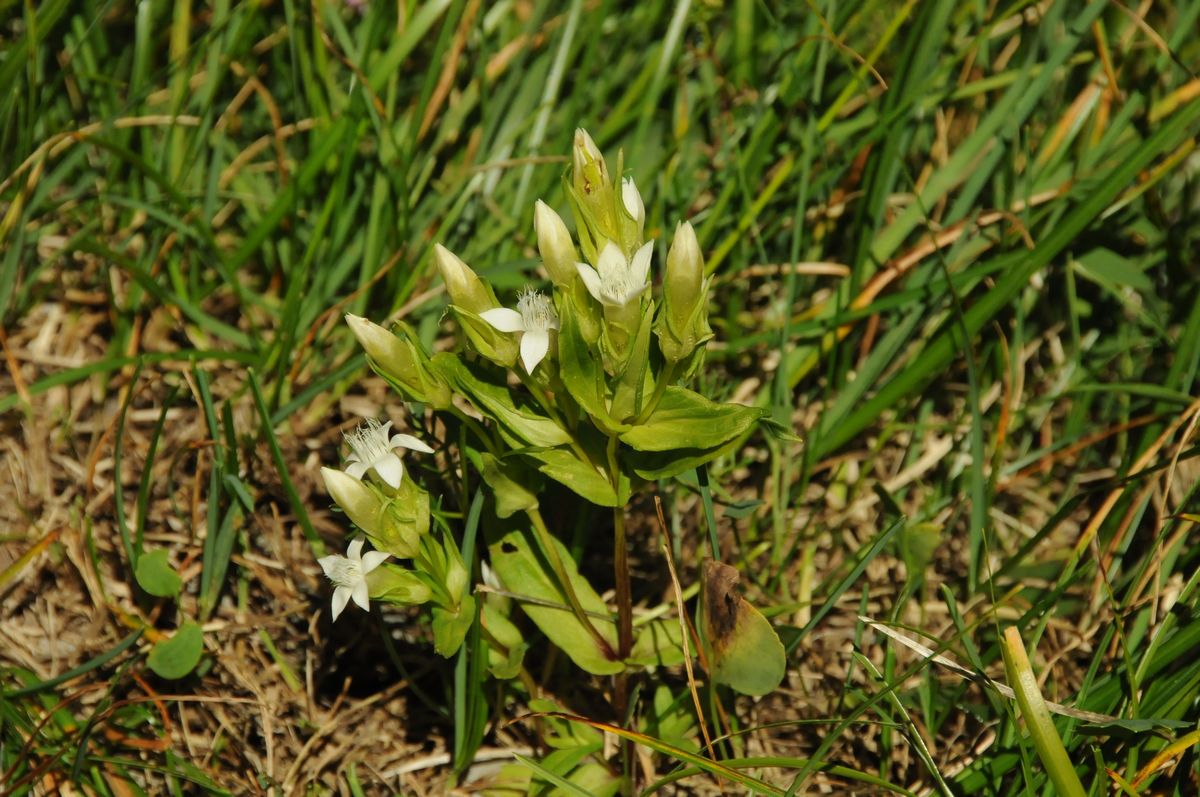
[
  {"x1": 517, "y1": 369, "x2": 599, "y2": 471},
  {"x1": 607, "y1": 434, "x2": 634, "y2": 660},
  {"x1": 451, "y1": 407, "x2": 500, "y2": 456},
  {"x1": 526, "y1": 507, "x2": 617, "y2": 661},
  {"x1": 635, "y1": 358, "x2": 677, "y2": 424}
]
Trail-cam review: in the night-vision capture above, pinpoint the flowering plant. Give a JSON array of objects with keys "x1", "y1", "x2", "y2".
[{"x1": 315, "y1": 130, "x2": 785, "y2": 788}]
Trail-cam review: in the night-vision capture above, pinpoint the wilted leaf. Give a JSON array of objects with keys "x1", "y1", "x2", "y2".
[{"x1": 700, "y1": 560, "x2": 785, "y2": 696}]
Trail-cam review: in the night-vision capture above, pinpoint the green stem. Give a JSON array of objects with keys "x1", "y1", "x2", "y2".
[
  {"x1": 526, "y1": 507, "x2": 617, "y2": 661},
  {"x1": 451, "y1": 407, "x2": 501, "y2": 456},
  {"x1": 517, "y1": 369, "x2": 598, "y2": 470},
  {"x1": 635, "y1": 358, "x2": 677, "y2": 424}
]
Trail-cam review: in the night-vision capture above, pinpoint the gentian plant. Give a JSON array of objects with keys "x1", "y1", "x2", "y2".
[{"x1": 317, "y1": 130, "x2": 786, "y2": 791}]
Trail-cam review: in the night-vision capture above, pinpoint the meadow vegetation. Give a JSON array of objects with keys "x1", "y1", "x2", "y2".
[{"x1": 1, "y1": 1, "x2": 1199, "y2": 794}]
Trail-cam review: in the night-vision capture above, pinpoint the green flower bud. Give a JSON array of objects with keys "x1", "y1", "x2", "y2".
[
  {"x1": 321, "y1": 467, "x2": 385, "y2": 537},
  {"x1": 570, "y1": 128, "x2": 618, "y2": 257},
  {"x1": 534, "y1": 200, "x2": 579, "y2": 287},
  {"x1": 434, "y1": 244, "x2": 494, "y2": 315},
  {"x1": 345, "y1": 313, "x2": 413, "y2": 375},
  {"x1": 443, "y1": 539, "x2": 470, "y2": 609},
  {"x1": 344, "y1": 314, "x2": 453, "y2": 408},
  {"x1": 665, "y1": 221, "x2": 704, "y2": 326},
  {"x1": 660, "y1": 221, "x2": 712, "y2": 363},
  {"x1": 619, "y1": 177, "x2": 645, "y2": 251},
  {"x1": 321, "y1": 467, "x2": 423, "y2": 558},
  {"x1": 367, "y1": 564, "x2": 433, "y2": 605},
  {"x1": 572, "y1": 128, "x2": 608, "y2": 194}
]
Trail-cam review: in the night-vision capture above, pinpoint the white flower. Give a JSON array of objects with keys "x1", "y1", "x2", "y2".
[
  {"x1": 576, "y1": 241, "x2": 653, "y2": 308},
  {"x1": 318, "y1": 538, "x2": 389, "y2": 620},
  {"x1": 343, "y1": 418, "x2": 433, "y2": 489},
  {"x1": 479, "y1": 288, "x2": 559, "y2": 373}
]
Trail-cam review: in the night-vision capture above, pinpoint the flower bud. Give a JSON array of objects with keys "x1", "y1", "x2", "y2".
[
  {"x1": 621, "y1": 178, "x2": 645, "y2": 234},
  {"x1": 572, "y1": 128, "x2": 607, "y2": 191},
  {"x1": 570, "y1": 129, "x2": 618, "y2": 257},
  {"x1": 534, "y1": 200, "x2": 578, "y2": 287},
  {"x1": 345, "y1": 314, "x2": 414, "y2": 377},
  {"x1": 345, "y1": 314, "x2": 453, "y2": 408},
  {"x1": 434, "y1": 244, "x2": 493, "y2": 315},
  {"x1": 660, "y1": 221, "x2": 712, "y2": 364},
  {"x1": 665, "y1": 221, "x2": 704, "y2": 328},
  {"x1": 367, "y1": 564, "x2": 433, "y2": 605},
  {"x1": 321, "y1": 467, "x2": 384, "y2": 536}
]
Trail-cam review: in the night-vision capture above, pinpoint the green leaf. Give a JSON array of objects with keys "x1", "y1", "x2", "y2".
[
  {"x1": 147, "y1": 622, "x2": 204, "y2": 680},
  {"x1": 625, "y1": 434, "x2": 748, "y2": 481},
  {"x1": 488, "y1": 525, "x2": 623, "y2": 675},
  {"x1": 557, "y1": 299, "x2": 625, "y2": 433},
  {"x1": 375, "y1": 477, "x2": 431, "y2": 558},
  {"x1": 522, "y1": 446, "x2": 620, "y2": 507},
  {"x1": 609, "y1": 299, "x2": 655, "y2": 422},
  {"x1": 435, "y1": 354, "x2": 572, "y2": 448},
  {"x1": 478, "y1": 452, "x2": 541, "y2": 518},
  {"x1": 529, "y1": 698, "x2": 605, "y2": 749},
  {"x1": 620, "y1": 387, "x2": 764, "y2": 452},
  {"x1": 897, "y1": 522, "x2": 940, "y2": 584},
  {"x1": 433, "y1": 595, "x2": 477, "y2": 658},
  {"x1": 134, "y1": 549, "x2": 182, "y2": 598},
  {"x1": 1074, "y1": 247, "x2": 1154, "y2": 292},
  {"x1": 1000, "y1": 627, "x2": 1088, "y2": 797},
  {"x1": 482, "y1": 601, "x2": 528, "y2": 680},
  {"x1": 628, "y1": 619, "x2": 686, "y2": 668},
  {"x1": 700, "y1": 561, "x2": 785, "y2": 696}
]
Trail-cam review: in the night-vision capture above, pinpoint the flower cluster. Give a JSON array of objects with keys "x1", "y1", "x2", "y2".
[
  {"x1": 315, "y1": 418, "x2": 471, "y2": 651},
  {"x1": 315, "y1": 129, "x2": 767, "y2": 683}
]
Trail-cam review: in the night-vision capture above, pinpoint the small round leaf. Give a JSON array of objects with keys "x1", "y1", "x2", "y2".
[{"x1": 147, "y1": 622, "x2": 204, "y2": 680}]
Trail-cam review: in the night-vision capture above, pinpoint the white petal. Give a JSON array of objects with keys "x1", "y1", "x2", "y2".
[
  {"x1": 361, "y1": 550, "x2": 390, "y2": 572},
  {"x1": 345, "y1": 452, "x2": 361, "y2": 464},
  {"x1": 347, "y1": 538, "x2": 365, "y2": 560},
  {"x1": 479, "y1": 307, "x2": 525, "y2": 333},
  {"x1": 317, "y1": 554, "x2": 340, "y2": 578},
  {"x1": 596, "y1": 242, "x2": 625, "y2": 280},
  {"x1": 344, "y1": 460, "x2": 369, "y2": 480},
  {"x1": 379, "y1": 420, "x2": 394, "y2": 437},
  {"x1": 351, "y1": 580, "x2": 371, "y2": 611},
  {"x1": 630, "y1": 241, "x2": 654, "y2": 286},
  {"x1": 373, "y1": 452, "x2": 405, "y2": 489},
  {"x1": 520, "y1": 330, "x2": 551, "y2": 373},
  {"x1": 623, "y1": 280, "x2": 650, "y2": 305},
  {"x1": 576, "y1": 263, "x2": 604, "y2": 302},
  {"x1": 331, "y1": 586, "x2": 351, "y2": 620},
  {"x1": 390, "y1": 433, "x2": 434, "y2": 454}
]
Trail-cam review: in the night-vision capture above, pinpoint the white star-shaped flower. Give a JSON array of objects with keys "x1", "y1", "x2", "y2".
[
  {"x1": 480, "y1": 288, "x2": 559, "y2": 373},
  {"x1": 318, "y1": 538, "x2": 390, "y2": 620},
  {"x1": 576, "y1": 241, "x2": 653, "y2": 308},
  {"x1": 343, "y1": 418, "x2": 433, "y2": 489}
]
